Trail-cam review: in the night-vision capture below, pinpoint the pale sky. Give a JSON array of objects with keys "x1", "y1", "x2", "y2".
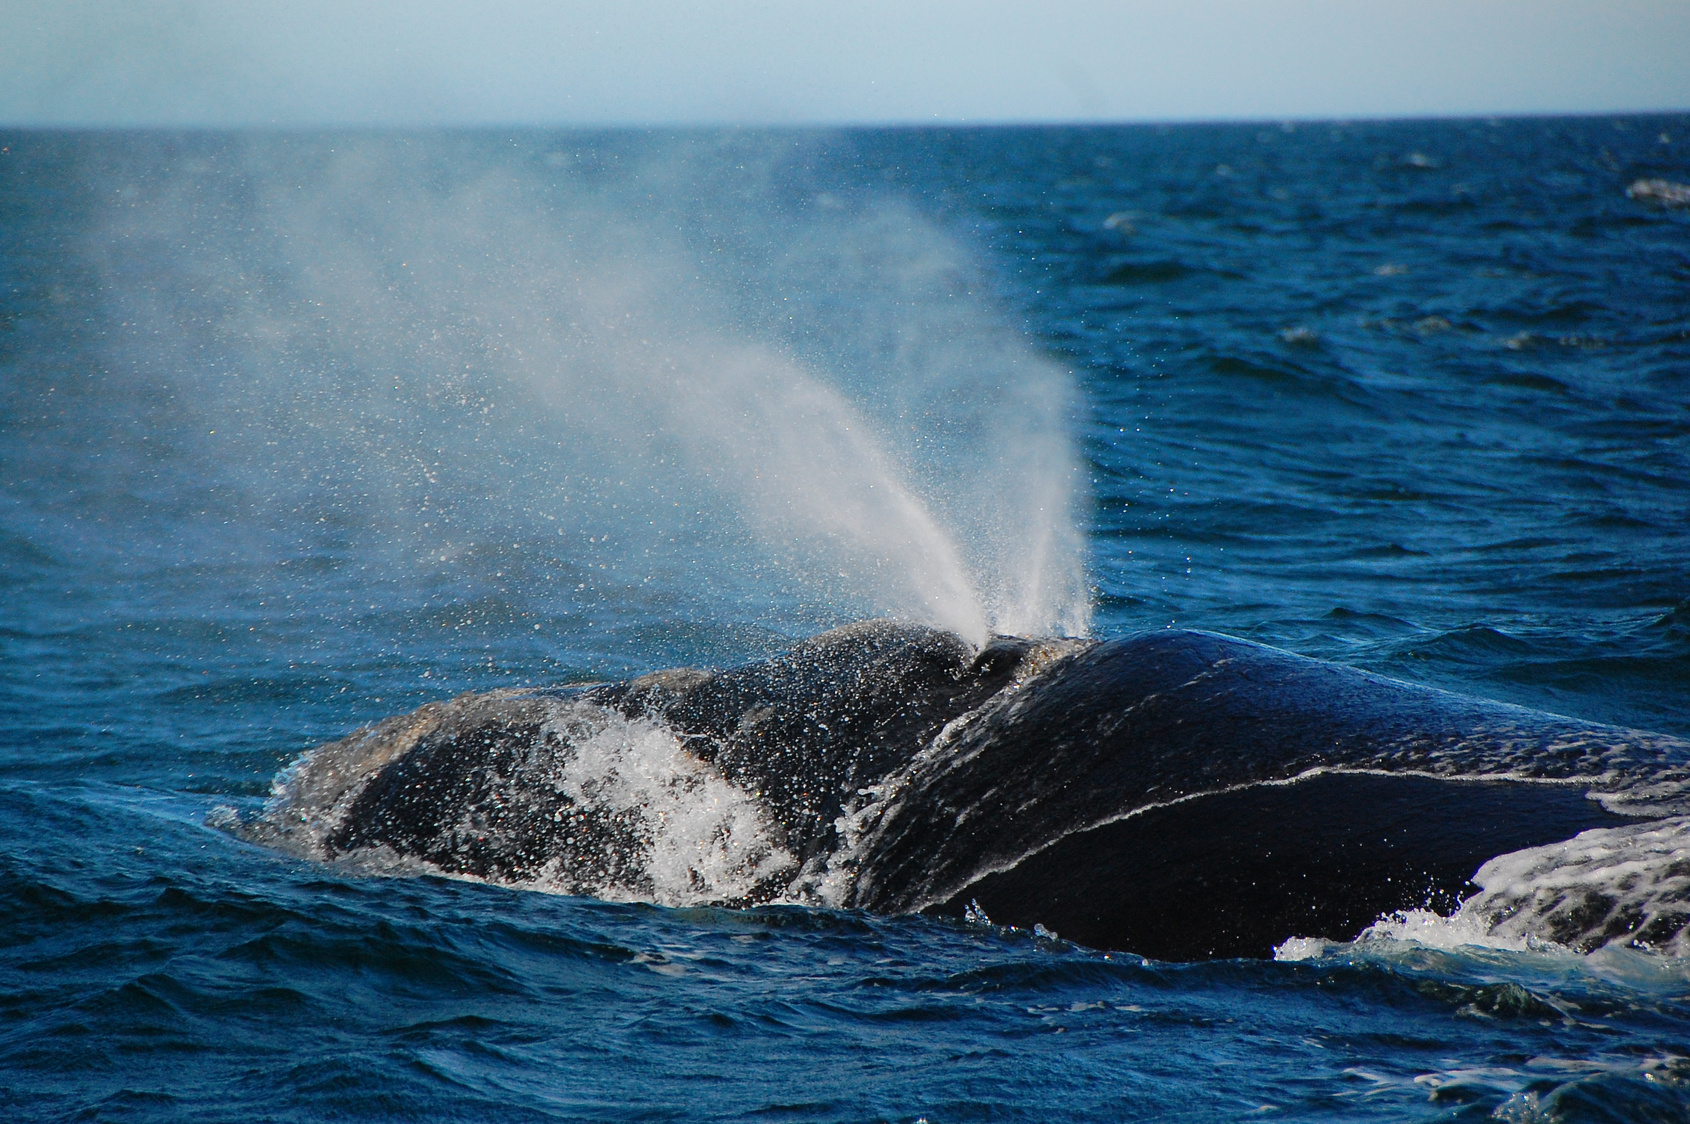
[{"x1": 3, "y1": 0, "x2": 1687, "y2": 126}]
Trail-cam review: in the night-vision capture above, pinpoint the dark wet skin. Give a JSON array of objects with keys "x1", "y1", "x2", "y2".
[
  {"x1": 934, "y1": 772, "x2": 1630, "y2": 960},
  {"x1": 312, "y1": 622, "x2": 1685, "y2": 959}
]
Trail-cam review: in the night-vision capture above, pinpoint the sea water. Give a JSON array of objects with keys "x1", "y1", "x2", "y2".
[{"x1": 2, "y1": 118, "x2": 1688, "y2": 1121}]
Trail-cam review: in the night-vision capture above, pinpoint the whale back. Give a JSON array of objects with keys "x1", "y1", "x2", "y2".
[
  {"x1": 841, "y1": 630, "x2": 1690, "y2": 919},
  {"x1": 244, "y1": 623, "x2": 1690, "y2": 958}
]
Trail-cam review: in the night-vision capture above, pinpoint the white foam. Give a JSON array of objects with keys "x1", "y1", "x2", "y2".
[
  {"x1": 1358, "y1": 908, "x2": 1544, "y2": 953},
  {"x1": 1272, "y1": 936, "x2": 1336, "y2": 962},
  {"x1": 1463, "y1": 816, "x2": 1690, "y2": 955},
  {"x1": 1275, "y1": 817, "x2": 1690, "y2": 968},
  {"x1": 521, "y1": 708, "x2": 796, "y2": 907}
]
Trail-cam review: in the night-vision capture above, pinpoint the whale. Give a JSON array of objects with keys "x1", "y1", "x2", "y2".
[{"x1": 242, "y1": 621, "x2": 1690, "y2": 961}]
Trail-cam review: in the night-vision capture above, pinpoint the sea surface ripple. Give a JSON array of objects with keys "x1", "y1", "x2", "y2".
[{"x1": 2, "y1": 116, "x2": 1688, "y2": 1121}]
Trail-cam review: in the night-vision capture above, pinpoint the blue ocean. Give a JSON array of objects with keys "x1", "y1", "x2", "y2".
[{"x1": 3, "y1": 117, "x2": 1688, "y2": 1121}]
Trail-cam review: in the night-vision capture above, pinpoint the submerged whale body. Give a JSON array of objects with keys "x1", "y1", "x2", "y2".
[{"x1": 246, "y1": 621, "x2": 1690, "y2": 961}]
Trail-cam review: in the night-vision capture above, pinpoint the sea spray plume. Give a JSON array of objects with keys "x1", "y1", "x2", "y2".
[
  {"x1": 622, "y1": 137, "x2": 1093, "y2": 637},
  {"x1": 765, "y1": 202, "x2": 1091, "y2": 637},
  {"x1": 329, "y1": 147, "x2": 991, "y2": 643},
  {"x1": 498, "y1": 228, "x2": 990, "y2": 643},
  {"x1": 83, "y1": 133, "x2": 1087, "y2": 642}
]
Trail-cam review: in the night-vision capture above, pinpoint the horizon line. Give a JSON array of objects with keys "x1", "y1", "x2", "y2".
[{"x1": 5, "y1": 106, "x2": 1689, "y2": 133}]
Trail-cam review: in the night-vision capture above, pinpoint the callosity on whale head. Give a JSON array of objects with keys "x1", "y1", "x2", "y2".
[{"x1": 238, "y1": 621, "x2": 1690, "y2": 961}]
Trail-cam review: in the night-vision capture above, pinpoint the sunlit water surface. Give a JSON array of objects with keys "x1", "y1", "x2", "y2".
[{"x1": 3, "y1": 118, "x2": 1688, "y2": 1121}]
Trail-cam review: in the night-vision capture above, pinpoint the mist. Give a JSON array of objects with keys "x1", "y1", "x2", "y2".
[{"x1": 83, "y1": 132, "x2": 1090, "y2": 649}]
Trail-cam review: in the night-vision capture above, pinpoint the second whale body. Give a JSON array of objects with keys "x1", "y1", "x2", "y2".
[{"x1": 246, "y1": 621, "x2": 1690, "y2": 961}]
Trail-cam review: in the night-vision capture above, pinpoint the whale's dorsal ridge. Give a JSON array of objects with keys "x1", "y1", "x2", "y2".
[{"x1": 246, "y1": 622, "x2": 1690, "y2": 960}]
